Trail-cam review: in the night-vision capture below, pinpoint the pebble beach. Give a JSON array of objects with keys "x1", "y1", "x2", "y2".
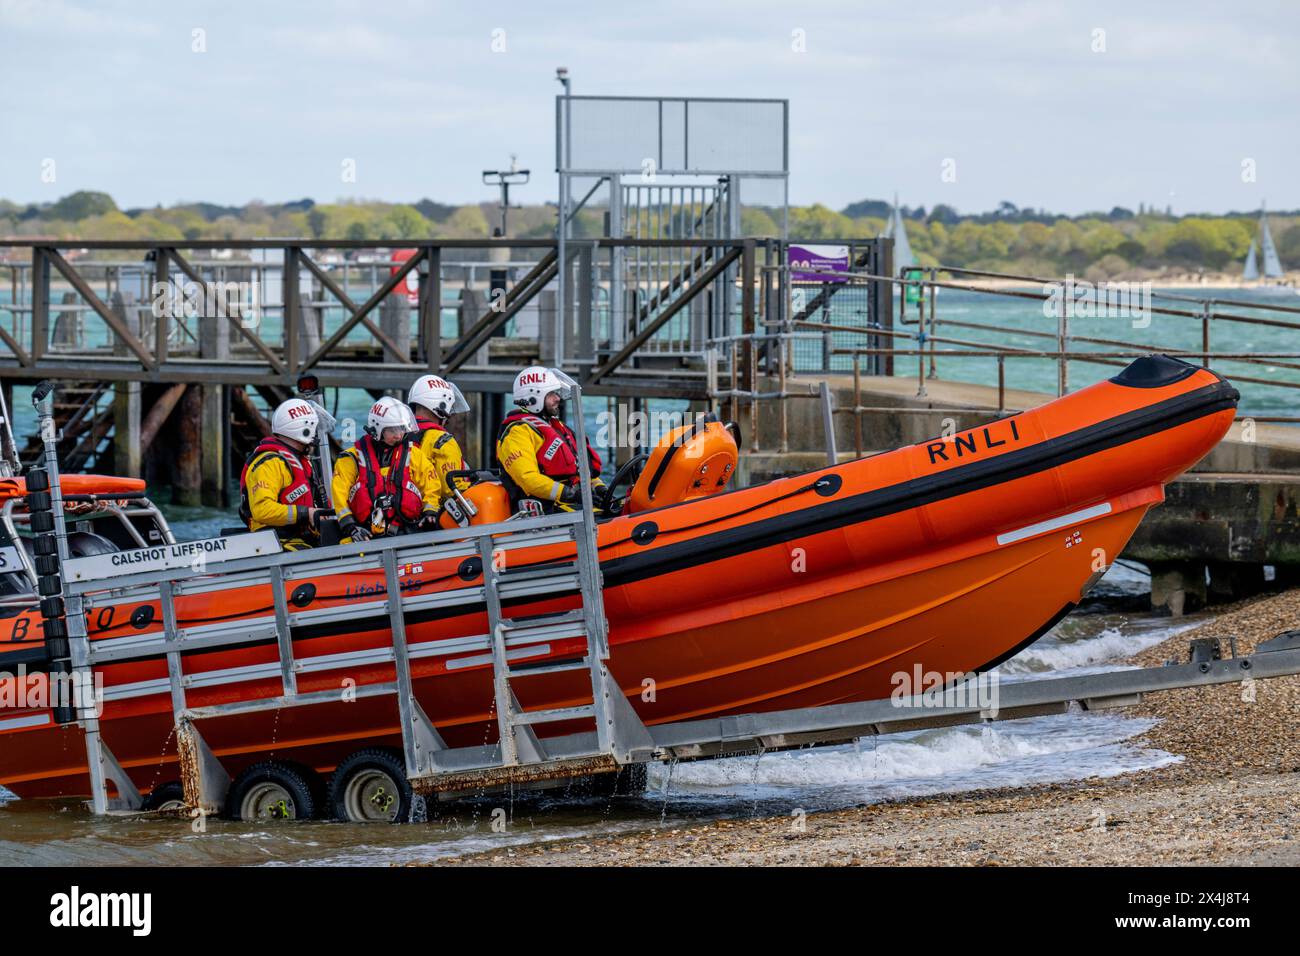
[{"x1": 439, "y1": 590, "x2": 1300, "y2": 866}]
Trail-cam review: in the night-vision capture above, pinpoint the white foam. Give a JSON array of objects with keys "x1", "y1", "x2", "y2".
[
  {"x1": 284, "y1": 823, "x2": 655, "y2": 867},
  {"x1": 1100, "y1": 561, "x2": 1151, "y2": 592},
  {"x1": 641, "y1": 601, "x2": 1208, "y2": 812},
  {"x1": 999, "y1": 620, "x2": 1198, "y2": 674},
  {"x1": 647, "y1": 712, "x2": 1176, "y2": 810}
]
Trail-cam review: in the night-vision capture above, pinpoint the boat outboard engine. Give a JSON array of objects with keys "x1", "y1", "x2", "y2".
[{"x1": 624, "y1": 415, "x2": 739, "y2": 515}]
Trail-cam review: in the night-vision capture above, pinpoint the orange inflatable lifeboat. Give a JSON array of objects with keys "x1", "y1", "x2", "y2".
[{"x1": 0, "y1": 356, "x2": 1239, "y2": 800}]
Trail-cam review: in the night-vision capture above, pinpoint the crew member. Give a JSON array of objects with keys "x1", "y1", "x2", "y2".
[
  {"x1": 495, "y1": 366, "x2": 605, "y2": 513},
  {"x1": 407, "y1": 374, "x2": 468, "y2": 508},
  {"x1": 239, "y1": 398, "x2": 325, "y2": 549},
  {"x1": 333, "y1": 397, "x2": 442, "y2": 540}
]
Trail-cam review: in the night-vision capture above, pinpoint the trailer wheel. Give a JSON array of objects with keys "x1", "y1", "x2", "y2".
[
  {"x1": 281, "y1": 760, "x2": 329, "y2": 819},
  {"x1": 328, "y1": 748, "x2": 413, "y2": 823},
  {"x1": 227, "y1": 762, "x2": 316, "y2": 822},
  {"x1": 141, "y1": 781, "x2": 186, "y2": 813}
]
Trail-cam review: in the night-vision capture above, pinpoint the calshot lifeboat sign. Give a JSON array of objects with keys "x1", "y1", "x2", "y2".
[{"x1": 64, "y1": 530, "x2": 282, "y2": 583}]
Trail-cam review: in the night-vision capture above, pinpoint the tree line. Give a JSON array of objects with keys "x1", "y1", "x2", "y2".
[{"x1": 2, "y1": 191, "x2": 1295, "y2": 278}]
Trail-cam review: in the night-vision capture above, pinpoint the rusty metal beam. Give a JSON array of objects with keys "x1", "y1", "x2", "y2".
[
  {"x1": 300, "y1": 250, "x2": 424, "y2": 372},
  {"x1": 153, "y1": 248, "x2": 171, "y2": 367},
  {"x1": 420, "y1": 246, "x2": 441, "y2": 371},
  {"x1": 740, "y1": 239, "x2": 755, "y2": 387},
  {"x1": 139, "y1": 382, "x2": 190, "y2": 450},
  {"x1": 43, "y1": 248, "x2": 154, "y2": 367},
  {"x1": 587, "y1": 244, "x2": 743, "y2": 383},
  {"x1": 232, "y1": 386, "x2": 273, "y2": 437},
  {"x1": 30, "y1": 247, "x2": 49, "y2": 362},
  {"x1": 441, "y1": 260, "x2": 557, "y2": 373},
  {"x1": 0, "y1": 238, "x2": 733, "y2": 251},
  {"x1": 166, "y1": 250, "x2": 286, "y2": 376},
  {"x1": 0, "y1": 319, "x2": 29, "y2": 366},
  {"x1": 284, "y1": 247, "x2": 301, "y2": 376},
  {"x1": 441, "y1": 249, "x2": 559, "y2": 373},
  {"x1": 0, "y1": 355, "x2": 712, "y2": 398},
  {"x1": 298, "y1": 252, "x2": 410, "y2": 366}
]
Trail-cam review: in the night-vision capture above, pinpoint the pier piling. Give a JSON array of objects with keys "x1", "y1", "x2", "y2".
[
  {"x1": 175, "y1": 381, "x2": 203, "y2": 506},
  {"x1": 109, "y1": 290, "x2": 142, "y2": 478},
  {"x1": 380, "y1": 291, "x2": 411, "y2": 364},
  {"x1": 53, "y1": 292, "x2": 81, "y2": 348},
  {"x1": 199, "y1": 301, "x2": 232, "y2": 507}
]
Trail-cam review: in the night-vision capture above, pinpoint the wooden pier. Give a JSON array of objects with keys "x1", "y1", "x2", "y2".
[{"x1": 2, "y1": 237, "x2": 860, "y2": 505}]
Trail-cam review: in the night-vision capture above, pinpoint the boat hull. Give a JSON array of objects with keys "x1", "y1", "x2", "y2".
[{"x1": 0, "y1": 357, "x2": 1238, "y2": 798}]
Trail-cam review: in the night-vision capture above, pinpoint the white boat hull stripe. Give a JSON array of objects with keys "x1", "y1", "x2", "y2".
[
  {"x1": 996, "y1": 502, "x2": 1113, "y2": 546},
  {"x1": 0, "y1": 713, "x2": 53, "y2": 732}
]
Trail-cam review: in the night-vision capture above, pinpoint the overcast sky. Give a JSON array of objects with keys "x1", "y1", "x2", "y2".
[{"x1": 2, "y1": 0, "x2": 1296, "y2": 215}]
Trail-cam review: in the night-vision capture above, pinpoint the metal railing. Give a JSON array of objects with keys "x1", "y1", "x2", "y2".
[
  {"x1": 685, "y1": 259, "x2": 1300, "y2": 460},
  {"x1": 0, "y1": 238, "x2": 770, "y2": 399},
  {"x1": 782, "y1": 263, "x2": 1300, "y2": 423}
]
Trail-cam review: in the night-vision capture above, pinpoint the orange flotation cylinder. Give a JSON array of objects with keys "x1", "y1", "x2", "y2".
[
  {"x1": 0, "y1": 474, "x2": 147, "y2": 501},
  {"x1": 626, "y1": 419, "x2": 738, "y2": 515},
  {"x1": 438, "y1": 479, "x2": 512, "y2": 529}
]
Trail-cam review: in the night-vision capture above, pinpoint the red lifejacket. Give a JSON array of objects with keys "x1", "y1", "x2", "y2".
[
  {"x1": 346, "y1": 434, "x2": 423, "y2": 529},
  {"x1": 238, "y1": 437, "x2": 318, "y2": 534},
  {"x1": 497, "y1": 410, "x2": 602, "y2": 484}
]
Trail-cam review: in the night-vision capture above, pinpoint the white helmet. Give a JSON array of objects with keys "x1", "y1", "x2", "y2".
[
  {"x1": 365, "y1": 396, "x2": 415, "y2": 441},
  {"x1": 512, "y1": 366, "x2": 571, "y2": 413},
  {"x1": 271, "y1": 399, "x2": 319, "y2": 444},
  {"x1": 407, "y1": 375, "x2": 469, "y2": 420}
]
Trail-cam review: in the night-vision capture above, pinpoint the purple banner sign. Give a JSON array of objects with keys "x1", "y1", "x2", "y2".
[{"x1": 788, "y1": 244, "x2": 850, "y2": 283}]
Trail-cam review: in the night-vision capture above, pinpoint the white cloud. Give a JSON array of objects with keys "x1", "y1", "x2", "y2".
[
  {"x1": 0, "y1": 0, "x2": 159, "y2": 37},
  {"x1": 0, "y1": 0, "x2": 1295, "y2": 214}
]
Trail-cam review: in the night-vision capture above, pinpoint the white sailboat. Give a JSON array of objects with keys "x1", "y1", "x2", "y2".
[
  {"x1": 883, "y1": 194, "x2": 926, "y2": 304},
  {"x1": 1259, "y1": 205, "x2": 1284, "y2": 279},
  {"x1": 882, "y1": 194, "x2": 916, "y2": 269},
  {"x1": 1242, "y1": 203, "x2": 1291, "y2": 291}
]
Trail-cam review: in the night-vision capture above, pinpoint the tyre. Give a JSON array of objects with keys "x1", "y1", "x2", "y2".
[
  {"x1": 327, "y1": 748, "x2": 413, "y2": 823},
  {"x1": 226, "y1": 761, "x2": 316, "y2": 822},
  {"x1": 140, "y1": 781, "x2": 186, "y2": 813},
  {"x1": 282, "y1": 760, "x2": 330, "y2": 818}
]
